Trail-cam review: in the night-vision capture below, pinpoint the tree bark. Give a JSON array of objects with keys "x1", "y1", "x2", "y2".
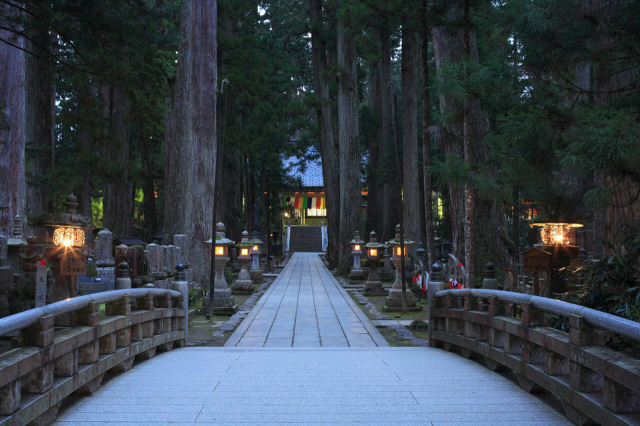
[
  {"x1": 25, "y1": 2, "x2": 54, "y2": 224},
  {"x1": 402, "y1": 16, "x2": 421, "y2": 250},
  {"x1": 462, "y1": 0, "x2": 474, "y2": 287},
  {"x1": 367, "y1": 33, "x2": 384, "y2": 240},
  {"x1": 0, "y1": 10, "x2": 26, "y2": 235},
  {"x1": 139, "y1": 129, "x2": 158, "y2": 237},
  {"x1": 337, "y1": 18, "x2": 361, "y2": 274},
  {"x1": 310, "y1": 0, "x2": 340, "y2": 267},
  {"x1": 164, "y1": 0, "x2": 217, "y2": 283},
  {"x1": 432, "y1": 2, "x2": 509, "y2": 284},
  {"x1": 101, "y1": 82, "x2": 134, "y2": 237},
  {"x1": 381, "y1": 30, "x2": 400, "y2": 243},
  {"x1": 421, "y1": 6, "x2": 436, "y2": 269}
]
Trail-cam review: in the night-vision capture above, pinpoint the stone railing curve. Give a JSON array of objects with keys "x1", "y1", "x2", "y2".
[
  {"x1": 0, "y1": 288, "x2": 186, "y2": 425},
  {"x1": 429, "y1": 288, "x2": 640, "y2": 426}
]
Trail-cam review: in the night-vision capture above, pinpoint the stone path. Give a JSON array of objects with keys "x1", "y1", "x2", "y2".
[
  {"x1": 225, "y1": 252, "x2": 388, "y2": 347},
  {"x1": 54, "y1": 347, "x2": 570, "y2": 425},
  {"x1": 53, "y1": 252, "x2": 570, "y2": 425}
]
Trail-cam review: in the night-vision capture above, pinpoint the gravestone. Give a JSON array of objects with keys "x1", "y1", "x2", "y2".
[
  {"x1": 35, "y1": 264, "x2": 47, "y2": 307},
  {"x1": 114, "y1": 244, "x2": 130, "y2": 278},
  {"x1": 94, "y1": 229, "x2": 114, "y2": 265},
  {"x1": 163, "y1": 245, "x2": 174, "y2": 272},
  {"x1": 0, "y1": 228, "x2": 7, "y2": 265},
  {"x1": 146, "y1": 243, "x2": 163, "y2": 274}
]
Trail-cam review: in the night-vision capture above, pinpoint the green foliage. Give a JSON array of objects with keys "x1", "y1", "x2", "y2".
[{"x1": 559, "y1": 221, "x2": 640, "y2": 322}]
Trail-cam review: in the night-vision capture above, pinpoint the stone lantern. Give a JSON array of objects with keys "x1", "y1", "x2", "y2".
[
  {"x1": 232, "y1": 231, "x2": 254, "y2": 294},
  {"x1": 386, "y1": 224, "x2": 417, "y2": 311},
  {"x1": 363, "y1": 231, "x2": 385, "y2": 296},
  {"x1": 44, "y1": 194, "x2": 92, "y2": 300},
  {"x1": 204, "y1": 222, "x2": 236, "y2": 314},
  {"x1": 249, "y1": 231, "x2": 265, "y2": 284},
  {"x1": 348, "y1": 231, "x2": 365, "y2": 281}
]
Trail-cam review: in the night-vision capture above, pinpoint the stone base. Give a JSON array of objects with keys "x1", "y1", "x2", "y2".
[
  {"x1": 363, "y1": 282, "x2": 387, "y2": 296},
  {"x1": 382, "y1": 305, "x2": 423, "y2": 313},
  {"x1": 349, "y1": 270, "x2": 366, "y2": 281},
  {"x1": 232, "y1": 280, "x2": 254, "y2": 295},
  {"x1": 250, "y1": 270, "x2": 265, "y2": 283},
  {"x1": 208, "y1": 305, "x2": 238, "y2": 316},
  {"x1": 385, "y1": 288, "x2": 418, "y2": 311}
]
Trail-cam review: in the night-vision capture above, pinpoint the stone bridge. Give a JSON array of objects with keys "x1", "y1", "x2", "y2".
[{"x1": 0, "y1": 253, "x2": 638, "y2": 425}]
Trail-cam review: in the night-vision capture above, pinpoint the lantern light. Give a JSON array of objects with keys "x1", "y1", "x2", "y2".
[
  {"x1": 368, "y1": 248, "x2": 377, "y2": 258},
  {"x1": 53, "y1": 227, "x2": 85, "y2": 247},
  {"x1": 354, "y1": 244, "x2": 361, "y2": 252},
  {"x1": 241, "y1": 247, "x2": 250, "y2": 257},
  {"x1": 534, "y1": 222, "x2": 583, "y2": 246}
]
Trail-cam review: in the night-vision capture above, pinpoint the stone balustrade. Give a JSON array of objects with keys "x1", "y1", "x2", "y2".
[
  {"x1": 429, "y1": 288, "x2": 640, "y2": 425},
  {"x1": 0, "y1": 288, "x2": 185, "y2": 425}
]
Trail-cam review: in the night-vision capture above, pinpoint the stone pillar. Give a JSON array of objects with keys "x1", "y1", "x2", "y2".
[
  {"x1": 0, "y1": 227, "x2": 7, "y2": 265},
  {"x1": 116, "y1": 261, "x2": 132, "y2": 289},
  {"x1": 427, "y1": 262, "x2": 446, "y2": 347},
  {"x1": 172, "y1": 262, "x2": 189, "y2": 341},
  {"x1": 146, "y1": 243, "x2": 162, "y2": 274},
  {"x1": 482, "y1": 262, "x2": 499, "y2": 290},
  {"x1": 173, "y1": 234, "x2": 187, "y2": 260},
  {"x1": 94, "y1": 229, "x2": 114, "y2": 266}
]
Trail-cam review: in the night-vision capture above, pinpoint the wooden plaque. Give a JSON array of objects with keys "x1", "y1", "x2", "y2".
[
  {"x1": 522, "y1": 247, "x2": 551, "y2": 274},
  {"x1": 60, "y1": 252, "x2": 87, "y2": 276}
]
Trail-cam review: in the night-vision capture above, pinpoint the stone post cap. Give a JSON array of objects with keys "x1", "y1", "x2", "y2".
[
  {"x1": 174, "y1": 262, "x2": 186, "y2": 281},
  {"x1": 118, "y1": 261, "x2": 129, "y2": 278},
  {"x1": 484, "y1": 262, "x2": 495, "y2": 279},
  {"x1": 431, "y1": 262, "x2": 443, "y2": 282}
]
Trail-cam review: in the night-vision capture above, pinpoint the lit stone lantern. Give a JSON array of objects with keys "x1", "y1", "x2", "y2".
[
  {"x1": 363, "y1": 231, "x2": 385, "y2": 296},
  {"x1": 249, "y1": 231, "x2": 265, "y2": 284},
  {"x1": 348, "y1": 231, "x2": 365, "y2": 281},
  {"x1": 204, "y1": 222, "x2": 236, "y2": 314},
  {"x1": 44, "y1": 194, "x2": 92, "y2": 300},
  {"x1": 386, "y1": 224, "x2": 417, "y2": 311},
  {"x1": 232, "y1": 230, "x2": 254, "y2": 294}
]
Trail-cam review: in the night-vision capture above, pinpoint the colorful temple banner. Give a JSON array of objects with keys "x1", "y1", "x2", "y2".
[{"x1": 284, "y1": 196, "x2": 325, "y2": 210}]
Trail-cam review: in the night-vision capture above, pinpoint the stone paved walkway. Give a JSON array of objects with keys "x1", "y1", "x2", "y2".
[
  {"x1": 54, "y1": 347, "x2": 569, "y2": 425},
  {"x1": 225, "y1": 252, "x2": 388, "y2": 348},
  {"x1": 53, "y1": 252, "x2": 570, "y2": 425}
]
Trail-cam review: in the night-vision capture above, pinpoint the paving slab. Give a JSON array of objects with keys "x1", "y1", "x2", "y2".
[
  {"x1": 225, "y1": 253, "x2": 388, "y2": 347},
  {"x1": 54, "y1": 347, "x2": 570, "y2": 425}
]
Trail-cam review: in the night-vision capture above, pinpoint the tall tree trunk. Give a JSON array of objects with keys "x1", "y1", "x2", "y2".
[
  {"x1": 402, "y1": 16, "x2": 421, "y2": 249},
  {"x1": 432, "y1": 2, "x2": 509, "y2": 283},
  {"x1": 462, "y1": 0, "x2": 474, "y2": 287},
  {"x1": 337, "y1": 18, "x2": 361, "y2": 274},
  {"x1": 310, "y1": 0, "x2": 340, "y2": 267},
  {"x1": 139, "y1": 130, "x2": 158, "y2": 237},
  {"x1": 164, "y1": 0, "x2": 217, "y2": 283},
  {"x1": 381, "y1": 29, "x2": 399, "y2": 243},
  {"x1": 25, "y1": 2, "x2": 54, "y2": 225},
  {"x1": 101, "y1": 82, "x2": 134, "y2": 237},
  {"x1": 421, "y1": 5, "x2": 436, "y2": 270},
  {"x1": 0, "y1": 14, "x2": 26, "y2": 235},
  {"x1": 366, "y1": 27, "x2": 384, "y2": 240}
]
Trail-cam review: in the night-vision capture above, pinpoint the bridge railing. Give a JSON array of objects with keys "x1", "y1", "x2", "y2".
[
  {"x1": 0, "y1": 288, "x2": 186, "y2": 425},
  {"x1": 429, "y1": 288, "x2": 640, "y2": 426}
]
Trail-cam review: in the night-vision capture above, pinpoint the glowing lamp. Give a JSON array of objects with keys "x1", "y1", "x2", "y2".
[
  {"x1": 252, "y1": 244, "x2": 259, "y2": 252},
  {"x1": 53, "y1": 226, "x2": 85, "y2": 247},
  {"x1": 535, "y1": 222, "x2": 583, "y2": 246},
  {"x1": 368, "y1": 248, "x2": 378, "y2": 258},
  {"x1": 354, "y1": 244, "x2": 361, "y2": 252},
  {"x1": 241, "y1": 247, "x2": 250, "y2": 257},
  {"x1": 215, "y1": 246, "x2": 225, "y2": 256}
]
